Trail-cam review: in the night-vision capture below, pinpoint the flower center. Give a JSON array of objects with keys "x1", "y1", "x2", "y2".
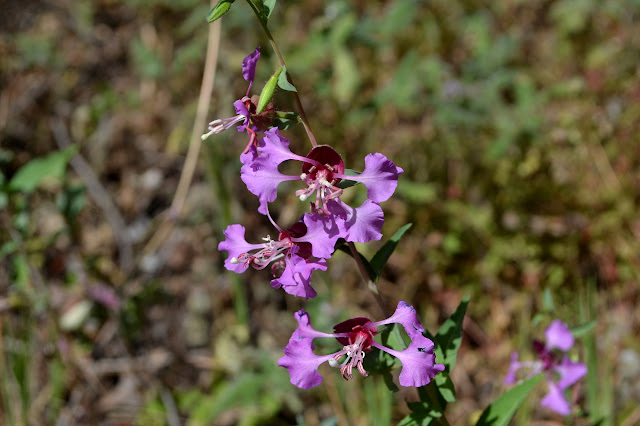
[
  {"x1": 532, "y1": 339, "x2": 558, "y2": 371},
  {"x1": 296, "y1": 146, "x2": 346, "y2": 215},
  {"x1": 329, "y1": 318, "x2": 377, "y2": 380},
  {"x1": 231, "y1": 233, "x2": 293, "y2": 271}
]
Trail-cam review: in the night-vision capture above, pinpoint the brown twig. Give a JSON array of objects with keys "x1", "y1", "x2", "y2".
[
  {"x1": 141, "y1": 15, "x2": 221, "y2": 258},
  {"x1": 50, "y1": 118, "x2": 134, "y2": 275}
]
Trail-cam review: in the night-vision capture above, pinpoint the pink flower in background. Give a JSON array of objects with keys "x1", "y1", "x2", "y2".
[
  {"x1": 505, "y1": 320, "x2": 587, "y2": 415},
  {"x1": 278, "y1": 302, "x2": 444, "y2": 388}
]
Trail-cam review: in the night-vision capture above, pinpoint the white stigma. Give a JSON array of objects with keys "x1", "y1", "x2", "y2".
[{"x1": 230, "y1": 257, "x2": 239, "y2": 264}]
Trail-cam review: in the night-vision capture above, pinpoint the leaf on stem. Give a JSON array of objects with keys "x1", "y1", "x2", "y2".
[
  {"x1": 336, "y1": 169, "x2": 361, "y2": 189},
  {"x1": 277, "y1": 66, "x2": 296, "y2": 92},
  {"x1": 273, "y1": 111, "x2": 300, "y2": 130},
  {"x1": 475, "y1": 374, "x2": 544, "y2": 426},
  {"x1": 370, "y1": 223, "x2": 413, "y2": 283},
  {"x1": 262, "y1": 0, "x2": 276, "y2": 19},
  {"x1": 9, "y1": 145, "x2": 76, "y2": 193},
  {"x1": 432, "y1": 295, "x2": 469, "y2": 403}
]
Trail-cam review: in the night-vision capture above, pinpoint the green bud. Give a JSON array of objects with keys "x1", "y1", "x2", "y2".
[
  {"x1": 257, "y1": 66, "x2": 284, "y2": 114},
  {"x1": 206, "y1": 0, "x2": 234, "y2": 23}
]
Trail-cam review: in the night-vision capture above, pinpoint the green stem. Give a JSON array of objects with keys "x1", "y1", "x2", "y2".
[
  {"x1": 244, "y1": 0, "x2": 318, "y2": 148},
  {"x1": 347, "y1": 241, "x2": 388, "y2": 318}
]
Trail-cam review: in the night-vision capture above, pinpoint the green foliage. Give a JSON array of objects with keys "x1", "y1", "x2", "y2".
[
  {"x1": 337, "y1": 223, "x2": 413, "y2": 283},
  {"x1": 178, "y1": 352, "x2": 291, "y2": 426},
  {"x1": 370, "y1": 223, "x2": 412, "y2": 282},
  {"x1": 9, "y1": 146, "x2": 76, "y2": 193},
  {"x1": 277, "y1": 66, "x2": 296, "y2": 92},
  {"x1": 476, "y1": 374, "x2": 544, "y2": 426},
  {"x1": 273, "y1": 111, "x2": 300, "y2": 130},
  {"x1": 399, "y1": 297, "x2": 469, "y2": 424}
]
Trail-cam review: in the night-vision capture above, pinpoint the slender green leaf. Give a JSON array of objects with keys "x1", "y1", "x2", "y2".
[
  {"x1": 263, "y1": 0, "x2": 276, "y2": 19},
  {"x1": 248, "y1": 0, "x2": 269, "y2": 23},
  {"x1": 257, "y1": 66, "x2": 283, "y2": 113},
  {"x1": 336, "y1": 169, "x2": 361, "y2": 189},
  {"x1": 432, "y1": 295, "x2": 469, "y2": 402},
  {"x1": 9, "y1": 146, "x2": 76, "y2": 193},
  {"x1": 435, "y1": 295, "x2": 469, "y2": 372},
  {"x1": 476, "y1": 374, "x2": 544, "y2": 426},
  {"x1": 399, "y1": 383, "x2": 447, "y2": 426},
  {"x1": 370, "y1": 223, "x2": 412, "y2": 282},
  {"x1": 277, "y1": 65, "x2": 296, "y2": 92},
  {"x1": 542, "y1": 287, "x2": 555, "y2": 312},
  {"x1": 273, "y1": 111, "x2": 300, "y2": 130},
  {"x1": 570, "y1": 319, "x2": 596, "y2": 338}
]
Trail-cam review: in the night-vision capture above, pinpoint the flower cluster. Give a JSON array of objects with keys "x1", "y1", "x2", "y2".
[
  {"x1": 505, "y1": 320, "x2": 587, "y2": 415},
  {"x1": 213, "y1": 49, "x2": 403, "y2": 299},
  {"x1": 206, "y1": 47, "x2": 441, "y2": 389}
]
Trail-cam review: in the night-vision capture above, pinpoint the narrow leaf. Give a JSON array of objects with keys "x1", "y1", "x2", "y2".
[
  {"x1": 277, "y1": 66, "x2": 296, "y2": 92},
  {"x1": 476, "y1": 374, "x2": 544, "y2": 426},
  {"x1": 370, "y1": 223, "x2": 413, "y2": 282},
  {"x1": 9, "y1": 145, "x2": 76, "y2": 193},
  {"x1": 273, "y1": 111, "x2": 300, "y2": 130},
  {"x1": 570, "y1": 319, "x2": 596, "y2": 338},
  {"x1": 263, "y1": 0, "x2": 276, "y2": 19},
  {"x1": 435, "y1": 295, "x2": 469, "y2": 372},
  {"x1": 257, "y1": 66, "x2": 283, "y2": 114},
  {"x1": 248, "y1": 0, "x2": 269, "y2": 23},
  {"x1": 336, "y1": 169, "x2": 361, "y2": 189},
  {"x1": 431, "y1": 295, "x2": 469, "y2": 403}
]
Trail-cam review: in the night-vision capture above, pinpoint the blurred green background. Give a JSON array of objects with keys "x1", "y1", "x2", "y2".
[{"x1": 1, "y1": 0, "x2": 639, "y2": 424}]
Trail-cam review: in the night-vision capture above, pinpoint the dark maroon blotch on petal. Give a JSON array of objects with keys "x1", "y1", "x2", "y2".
[{"x1": 302, "y1": 145, "x2": 345, "y2": 178}]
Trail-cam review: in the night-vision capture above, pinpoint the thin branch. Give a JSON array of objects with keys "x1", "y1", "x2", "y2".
[
  {"x1": 50, "y1": 118, "x2": 134, "y2": 274},
  {"x1": 142, "y1": 16, "x2": 222, "y2": 257},
  {"x1": 244, "y1": 0, "x2": 317, "y2": 148},
  {"x1": 347, "y1": 241, "x2": 388, "y2": 317}
]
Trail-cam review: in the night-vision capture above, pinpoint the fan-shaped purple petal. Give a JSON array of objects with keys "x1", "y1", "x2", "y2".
[
  {"x1": 241, "y1": 47, "x2": 261, "y2": 83},
  {"x1": 371, "y1": 301, "x2": 426, "y2": 340},
  {"x1": 241, "y1": 155, "x2": 298, "y2": 215},
  {"x1": 217, "y1": 224, "x2": 263, "y2": 273},
  {"x1": 347, "y1": 153, "x2": 403, "y2": 203},
  {"x1": 545, "y1": 320, "x2": 574, "y2": 352},
  {"x1": 555, "y1": 357, "x2": 587, "y2": 390},
  {"x1": 541, "y1": 380, "x2": 571, "y2": 415}
]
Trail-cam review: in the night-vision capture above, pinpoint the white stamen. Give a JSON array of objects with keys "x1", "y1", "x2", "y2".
[{"x1": 230, "y1": 257, "x2": 239, "y2": 264}]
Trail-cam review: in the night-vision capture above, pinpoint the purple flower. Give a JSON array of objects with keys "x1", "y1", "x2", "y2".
[
  {"x1": 217, "y1": 211, "x2": 338, "y2": 299},
  {"x1": 241, "y1": 128, "x2": 402, "y2": 242},
  {"x1": 278, "y1": 301, "x2": 445, "y2": 389},
  {"x1": 505, "y1": 320, "x2": 587, "y2": 416}
]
